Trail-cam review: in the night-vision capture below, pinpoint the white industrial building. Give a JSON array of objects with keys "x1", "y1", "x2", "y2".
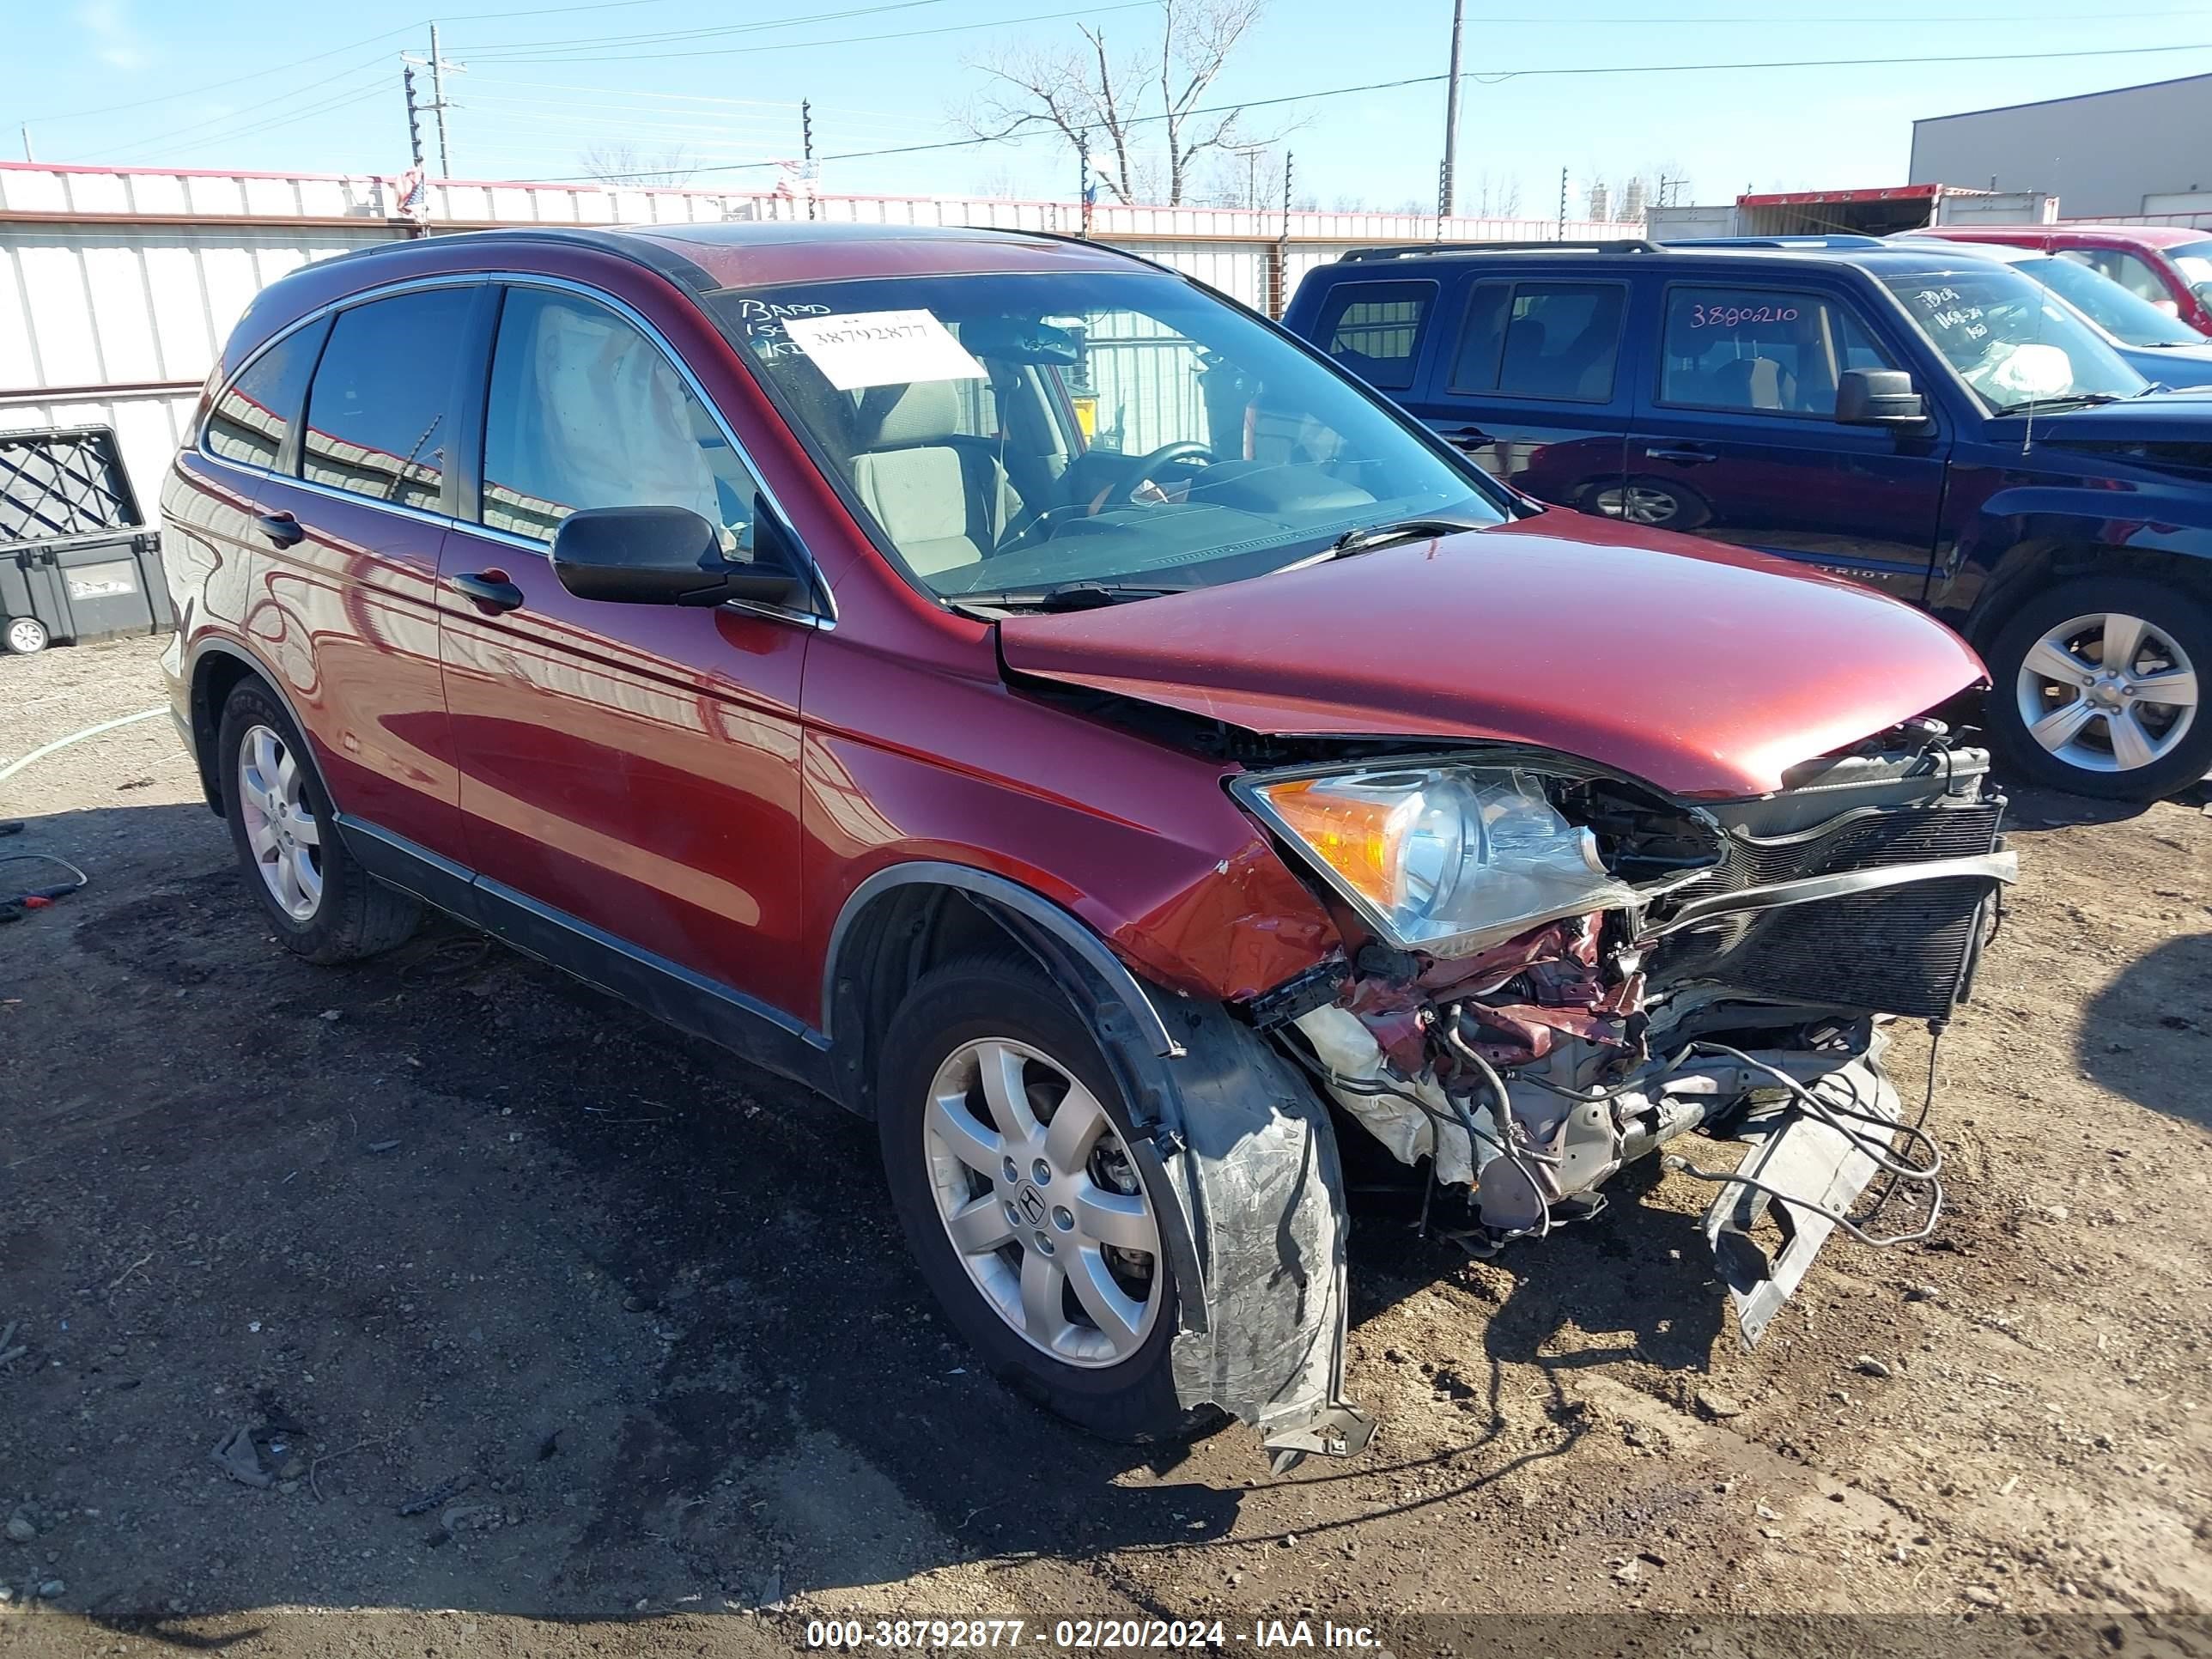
[
  {"x1": 0, "y1": 161, "x2": 1639, "y2": 516},
  {"x1": 1910, "y1": 72, "x2": 2212, "y2": 221}
]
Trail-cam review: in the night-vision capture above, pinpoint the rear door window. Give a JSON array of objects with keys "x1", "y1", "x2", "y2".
[
  {"x1": 1452, "y1": 280, "x2": 1626, "y2": 401},
  {"x1": 1657, "y1": 286, "x2": 1895, "y2": 417},
  {"x1": 204, "y1": 320, "x2": 325, "y2": 469},
  {"x1": 301, "y1": 289, "x2": 476, "y2": 511},
  {"x1": 1314, "y1": 281, "x2": 1436, "y2": 390}
]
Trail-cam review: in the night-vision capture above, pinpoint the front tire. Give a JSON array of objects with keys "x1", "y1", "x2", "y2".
[
  {"x1": 1983, "y1": 574, "x2": 2211, "y2": 800},
  {"x1": 877, "y1": 951, "x2": 1203, "y2": 1443},
  {"x1": 4, "y1": 617, "x2": 49, "y2": 655},
  {"x1": 216, "y1": 680, "x2": 421, "y2": 963}
]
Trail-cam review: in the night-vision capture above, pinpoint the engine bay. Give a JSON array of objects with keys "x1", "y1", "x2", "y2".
[{"x1": 1261, "y1": 728, "x2": 2015, "y2": 1343}]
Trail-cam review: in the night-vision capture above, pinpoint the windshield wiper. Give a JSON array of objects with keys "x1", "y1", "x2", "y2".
[
  {"x1": 951, "y1": 579, "x2": 1191, "y2": 614},
  {"x1": 1990, "y1": 392, "x2": 2122, "y2": 417},
  {"x1": 1322, "y1": 515, "x2": 1490, "y2": 560}
]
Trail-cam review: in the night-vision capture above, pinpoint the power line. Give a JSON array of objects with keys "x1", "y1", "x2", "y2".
[
  {"x1": 464, "y1": 0, "x2": 1162, "y2": 65},
  {"x1": 453, "y1": 0, "x2": 962, "y2": 58},
  {"x1": 62, "y1": 64, "x2": 393, "y2": 164},
  {"x1": 525, "y1": 37, "x2": 2212, "y2": 183},
  {"x1": 21, "y1": 27, "x2": 413, "y2": 126},
  {"x1": 91, "y1": 82, "x2": 397, "y2": 168}
]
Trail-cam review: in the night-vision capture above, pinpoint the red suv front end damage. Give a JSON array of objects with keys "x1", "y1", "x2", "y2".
[{"x1": 999, "y1": 529, "x2": 2012, "y2": 1464}]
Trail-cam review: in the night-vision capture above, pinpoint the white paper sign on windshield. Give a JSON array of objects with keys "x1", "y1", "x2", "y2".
[{"x1": 781, "y1": 309, "x2": 988, "y2": 392}]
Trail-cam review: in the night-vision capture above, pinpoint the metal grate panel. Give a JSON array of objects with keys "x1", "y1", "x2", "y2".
[{"x1": 1, "y1": 426, "x2": 147, "y2": 550}]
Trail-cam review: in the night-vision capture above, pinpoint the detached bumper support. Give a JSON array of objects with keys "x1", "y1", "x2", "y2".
[{"x1": 1700, "y1": 1053, "x2": 1903, "y2": 1349}]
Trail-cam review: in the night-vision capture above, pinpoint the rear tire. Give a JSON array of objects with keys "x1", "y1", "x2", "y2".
[
  {"x1": 4, "y1": 617, "x2": 49, "y2": 655},
  {"x1": 1982, "y1": 574, "x2": 2212, "y2": 801},
  {"x1": 216, "y1": 679, "x2": 421, "y2": 963},
  {"x1": 877, "y1": 951, "x2": 1206, "y2": 1443}
]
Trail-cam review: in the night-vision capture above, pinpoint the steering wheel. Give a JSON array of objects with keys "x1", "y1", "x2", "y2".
[{"x1": 1113, "y1": 441, "x2": 1217, "y2": 504}]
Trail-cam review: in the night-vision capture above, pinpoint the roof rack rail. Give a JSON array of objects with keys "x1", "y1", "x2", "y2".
[
  {"x1": 1339, "y1": 238, "x2": 1662, "y2": 260},
  {"x1": 1659, "y1": 234, "x2": 1888, "y2": 250}
]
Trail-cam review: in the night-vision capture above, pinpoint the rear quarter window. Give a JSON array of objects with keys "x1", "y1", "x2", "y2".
[
  {"x1": 204, "y1": 320, "x2": 325, "y2": 469},
  {"x1": 1313, "y1": 280, "x2": 1436, "y2": 390}
]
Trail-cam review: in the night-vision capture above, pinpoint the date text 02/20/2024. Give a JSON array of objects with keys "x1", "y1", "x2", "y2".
[{"x1": 804, "y1": 1619, "x2": 1387, "y2": 1650}]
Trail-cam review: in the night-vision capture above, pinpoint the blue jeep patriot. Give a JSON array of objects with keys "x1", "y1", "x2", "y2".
[{"x1": 1284, "y1": 235, "x2": 2212, "y2": 800}]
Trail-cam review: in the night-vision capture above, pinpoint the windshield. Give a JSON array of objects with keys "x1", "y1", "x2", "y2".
[
  {"x1": 2172, "y1": 239, "x2": 2212, "y2": 295},
  {"x1": 1879, "y1": 265, "x2": 2148, "y2": 411},
  {"x1": 708, "y1": 270, "x2": 1498, "y2": 602},
  {"x1": 2016, "y1": 254, "x2": 2206, "y2": 348}
]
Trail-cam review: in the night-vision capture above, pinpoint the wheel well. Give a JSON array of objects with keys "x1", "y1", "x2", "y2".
[
  {"x1": 187, "y1": 650, "x2": 258, "y2": 815},
  {"x1": 1965, "y1": 543, "x2": 2212, "y2": 653},
  {"x1": 823, "y1": 883, "x2": 1033, "y2": 1115}
]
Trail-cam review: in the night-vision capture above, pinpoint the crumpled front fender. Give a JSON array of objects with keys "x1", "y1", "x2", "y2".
[{"x1": 1119, "y1": 1000, "x2": 1373, "y2": 1468}]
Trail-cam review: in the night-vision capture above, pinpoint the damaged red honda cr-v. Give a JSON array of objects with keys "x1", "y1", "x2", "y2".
[{"x1": 161, "y1": 222, "x2": 2014, "y2": 1464}]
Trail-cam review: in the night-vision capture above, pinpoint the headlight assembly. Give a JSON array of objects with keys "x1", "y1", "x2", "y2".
[{"x1": 1233, "y1": 763, "x2": 1634, "y2": 957}]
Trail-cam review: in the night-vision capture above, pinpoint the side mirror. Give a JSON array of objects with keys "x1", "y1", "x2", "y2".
[
  {"x1": 550, "y1": 504, "x2": 807, "y2": 611},
  {"x1": 1837, "y1": 368, "x2": 1929, "y2": 430}
]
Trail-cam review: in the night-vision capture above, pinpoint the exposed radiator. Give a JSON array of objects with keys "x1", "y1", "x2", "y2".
[{"x1": 1660, "y1": 772, "x2": 2006, "y2": 1019}]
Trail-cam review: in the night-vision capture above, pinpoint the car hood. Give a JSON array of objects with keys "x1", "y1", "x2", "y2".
[
  {"x1": 2032, "y1": 390, "x2": 2212, "y2": 437},
  {"x1": 997, "y1": 515, "x2": 1987, "y2": 799}
]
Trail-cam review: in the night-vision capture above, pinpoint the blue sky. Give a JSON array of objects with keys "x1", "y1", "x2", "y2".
[{"x1": 9, "y1": 0, "x2": 2212, "y2": 213}]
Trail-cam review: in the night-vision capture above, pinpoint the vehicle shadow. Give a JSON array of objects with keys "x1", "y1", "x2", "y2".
[
  {"x1": 3, "y1": 801, "x2": 1736, "y2": 1642},
  {"x1": 2075, "y1": 931, "x2": 2212, "y2": 1129}
]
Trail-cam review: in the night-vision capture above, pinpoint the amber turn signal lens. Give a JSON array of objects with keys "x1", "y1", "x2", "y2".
[{"x1": 1259, "y1": 779, "x2": 1413, "y2": 908}]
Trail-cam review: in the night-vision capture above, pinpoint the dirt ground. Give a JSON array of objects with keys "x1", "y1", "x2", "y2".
[{"x1": 2, "y1": 635, "x2": 2209, "y2": 1659}]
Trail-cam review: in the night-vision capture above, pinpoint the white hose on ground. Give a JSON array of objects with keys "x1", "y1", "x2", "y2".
[{"x1": 0, "y1": 706, "x2": 169, "y2": 788}]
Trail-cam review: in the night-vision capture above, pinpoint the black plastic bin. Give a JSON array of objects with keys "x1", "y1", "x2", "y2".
[{"x1": 2, "y1": 424, "x2": 173, "y2": 656}]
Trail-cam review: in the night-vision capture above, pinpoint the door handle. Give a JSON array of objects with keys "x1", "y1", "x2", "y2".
[
  {"x1": 448, "y1": 571, "x2": 525, "y2": 613},
  {"x1": 1644, "y1": 445, "x2": 1717, "y2": 465},
  {"x1": 1439, "y1": 424, "x2": 1493, "y2": 445},
  {"x1": 255, "y1": 511, "x2": 305, "y2": 548}
]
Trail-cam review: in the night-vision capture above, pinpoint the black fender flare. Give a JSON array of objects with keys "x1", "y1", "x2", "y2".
[
  {"x1": 822, "y1": 862, "x2": 1369, "y2": 1460},
  {"x1": 182, "y1": 637, "x2": 337, "y2": 815}
]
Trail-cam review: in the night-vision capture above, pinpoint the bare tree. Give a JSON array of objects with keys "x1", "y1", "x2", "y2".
[
  {"x1": 579, "y1": 140, "x2": 698, "y2": 188},
  {"x1": 1157, "y1": 0, "x2": 1263, "y2": 205},
  {"x1": 1463, "y1": 167, "x2": 1522, "y2": 217},
  {"x1": 1200, "y1": 143, "x2": 1283, "y2": 210},
  {"x1": 958, "y1": 0, "x2": 1270, "y2": 207}
]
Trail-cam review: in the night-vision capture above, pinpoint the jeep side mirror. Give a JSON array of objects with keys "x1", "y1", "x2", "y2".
[
  {"x1": 1837, "y1": 368, "x2": 1929, "y2": 430},
  {"x1": 550, "y1": 503, "x2": 807, "y2": 611}
]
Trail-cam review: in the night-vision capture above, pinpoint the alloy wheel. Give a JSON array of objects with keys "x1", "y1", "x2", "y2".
[
  {"x1": 921, "y1": 1036, "x2": 1163, "y2": 1368},
  {"x1": 2014, "y1": 611, "x2": 2199, "y2": 775},
  {"x1": 237, "y1": 723, "x2": 324, "y2": 920},
  {"x1": 1593, "y1": 485, "x2": 1680, "y2": 526}
]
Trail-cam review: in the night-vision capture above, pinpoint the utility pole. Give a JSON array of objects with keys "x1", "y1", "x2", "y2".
[
  {"x1": 1558, "y1": 166, "x2": 1568, "y2": 239},
  {"x1": 1437, "y1": 0, "x2": 1463, "y2": 221},
  {"x1": 429, "y1": 24, "x2": 453, "y2": 176},
  {"x1": 401, "y1": 65, "x2": 425, "y2": 169},
  {"x1": 1077, "y1": 132, "x2": 1093, "y2": 236},
  {"x1": 1273, "y1": 149, "x2": 1294, "y2": 317},
  {"x1": 19, "y1": 124, "x2": 33, "y2": 163},
  {"x1": 403, "y1": 28, "x2": 463, "y2": 178},
  {"x1": 800, "y1": 99, "x2": 816, "y2": 220}
]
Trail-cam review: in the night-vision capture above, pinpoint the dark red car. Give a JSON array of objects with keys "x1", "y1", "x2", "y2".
[
  {"x1": 1911, "y1": 222, "x2": 2212, "y2": 335},
  {"x1": 160, "y1": 223, "x2": 2014, "y2": 1462}
]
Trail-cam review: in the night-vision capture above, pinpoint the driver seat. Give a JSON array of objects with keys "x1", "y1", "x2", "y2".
[{"x1": 848, "y1": 380, "x2": 1024, "y2": 576}]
